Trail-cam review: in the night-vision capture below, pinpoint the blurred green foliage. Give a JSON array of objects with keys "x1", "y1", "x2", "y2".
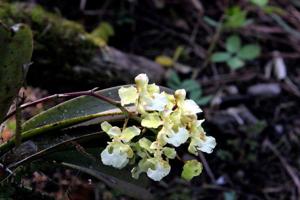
[
  {"x1": 211, "y1": 35, "x2": 261, "y2": 70},
  {"x1": 167, "y1": 71, "x2": 212, "y2": 106}
]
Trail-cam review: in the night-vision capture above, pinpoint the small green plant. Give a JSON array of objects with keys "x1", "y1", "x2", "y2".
[
  {"x1": 249, "y1": 0, "x2": 284, "y2": 14},
  {"x1": 167, "y1": 71, "x2": 212, "y2": 106},
  {"x1": 211, "y1": 35, "x2": 261, "y2": 70},
  {"x1": 91, "y1": 21, "x2": 114, "y2": 43},
  {"x1": 224, "y1": 6, "x2": 250, "y2": 29},
  {"x1": 250, "y1": 0, "x2": 268, "y2": 7}
]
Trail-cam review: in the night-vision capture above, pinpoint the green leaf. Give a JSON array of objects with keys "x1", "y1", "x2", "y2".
[
  {"x1": 224, "y1": 191, "x2": 237, "y2": 200},
  {"x1": 217, "y1": 149, "x2": 233, "y2": 161},
  {"x1": 227, "y1": 57, "x2": 245, "y2": 70},
  {"x1": 203, "y1": 16, "x2": 220, "y2": 27},
  {"x1": 0, "y1": 86, "x2": 123, "y2": 153},
  {"x1": 54, "y1": 148, "x2": 153, "y2": 199},
  {"x1": 226, "y1": 35, "x2": 241, "y2": 53},
  {"x1": 195, "y1": 95, "x2": 213, "y2": 106},
  {"x1": 1, "y1": 110, "x2": 120, "y2": 154},
  {"x1": 250, "y1": 0, "x2": 268, "y2": 7},
  {"x1": 181, "y1": 160, "x2": 203, "y2": 181},
  {"x1": 262, "y1": 6, "x2": 285, "y2": 14},
  {"x1": 3, "y1": 131, "x2": 102, "y2": 167},
  {"x1": 53, "y1": 148, "x2": 153, "y2": 200},
  {"x1": 167, "y1": 71, "x2": 181, "y2": 89},
  {"x1": 62, "y1": 162, "x2": 154, "y2": 200},
  {"x1": 180, "y1": 79, "x2": 200, "y2": 92},
  {"x1": 189, "y1": 89, "x2": 202, "y2": 101},
  {"x1": 237, "y1": 44, "x2": 261, "y2": 60},
  {"x1": 0, "y1": 23, "x2": 33, "y2": 123},
  {"x1": 22, "y1": 86, "x2": 124, "y2": 132},
  {"x1": 224, "y1": 6, "x2": 248, "y2": 29},
  {"x1": 0, "y1": 86, "x2": 172, "y2": 153},
  {"x1": 91, "y1": 22, "x2": 114, "y2": 43},
  {"x1": 211, "y1": 52, "x2": 232, "y2": 63},
  {"x1": 240, "y1": 120, "x2": 267, "y2": 135},
  {"x1": 2, "y1": 131, "x2": 153, "y2": 200}
]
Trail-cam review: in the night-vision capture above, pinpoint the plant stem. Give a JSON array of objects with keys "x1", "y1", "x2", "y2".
[
  {"x1": 15, "y1": 96, "x2": 22, "y2": 147},
  {"x1": 192, "y1": 16, "x2": 224, "y2": 79},
  {"x1": 3, "y1": 88, "x2": 129, "y2": 122}
]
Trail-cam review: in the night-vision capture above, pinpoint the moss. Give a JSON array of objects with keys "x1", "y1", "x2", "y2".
[
  {"x1": 30, "y1": 6, "x2": 46, "y2": 24},
  {"x1": 0, "y1": 2, "x2": 106, "y2": 90}
]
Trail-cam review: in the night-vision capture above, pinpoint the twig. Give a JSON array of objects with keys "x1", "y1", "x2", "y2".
[
  {"x1": 265, "y1": 139, "x2": 300, "y2": 197},
  {"x1": 79, "y1": 0, "x2": 87, "y2": 10},
  {"x1": 198, "y1": 152, "x2": 216, "y2": 183},
  {"x1": 15, "y1": 96, "x2": 23, "y2": 147},
  {"x1": 271, "y1": 14, "x2": 300, "y2": 39},
  {"x1": 3, "y1": 87, "x2": 129, "y2": 122},
  {"x1": 192, "y1": 16, "x2": 224, "y2": 79},
  {"x1": 139, "y1": 16, "x2": 206, "y2": 58},
  {"x1": 283, "y1": 78, "x2": 300, "y2": 97},
  {"x1": 122, "y1": 117, "x2": 129, "y2": 131},
  {"x1": 0, "y1": 163, "x2": 14, "y2": 184}
]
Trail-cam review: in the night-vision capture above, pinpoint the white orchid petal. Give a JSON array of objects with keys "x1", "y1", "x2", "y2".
[
  {"x1": 182, "y1": 99, "x2": 202, "y2": 115},
  {"x1": 165, "y1": 127, "x2": 189, "y2": 147},
  {"x1": 188, "y1": 139, "x2": 198, "y2": 156},
  {"x1": 147, "y1": 160, "x2": 171, "y2": 181},
  {"x1": 147, "y1": 83, "x2": 160, "y2": 94},
  {"x1": 118, "y1": 86, "x2": 138, "y2": 106},
  {"x1": 196, "y1": 136, "x2": 216, "y2": 153},
  {"x1": 101, "y1": 121, "x2": 112, "y2": 133},
  {"x1": 141, "y1": 112, "x2": 162, "y2": 128},
  {"x1": 196, "y1": 119, "x2": 205, "y2": 127},
  {"x1": 101, "y1": 144, "x2": 130, "y2": 169},
  {"x1": 189, "y1": 135, "x2": 216, "y2": 155},
  {"x1": 144, "y1": 93, "x2": 168, "y2": 111},
  {"x1": 121, "y1": 126, "x2": 141, "y2": 142},
  {"x1": 107, "y1": 127, "x2": 122, "y2": 137}
]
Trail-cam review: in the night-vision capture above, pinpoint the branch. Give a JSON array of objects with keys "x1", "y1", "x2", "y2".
[{"x1": 3, "y1": 87, "x2": 129, "y2": 122}]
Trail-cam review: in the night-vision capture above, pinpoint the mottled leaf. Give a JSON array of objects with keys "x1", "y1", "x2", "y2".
[{"x1": 0, "y1": 23, "x2": 33, "y2": 123}]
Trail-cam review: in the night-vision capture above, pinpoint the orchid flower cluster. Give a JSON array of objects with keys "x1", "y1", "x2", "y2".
[{"x1": 100, "y1": 74, "x2": 216, "y2": 181}]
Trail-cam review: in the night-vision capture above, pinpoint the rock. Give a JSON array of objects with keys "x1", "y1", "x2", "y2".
[
  {"x1": 0, "y1": 3, "x2": 165, "y2": 92},
  {"x1": 247, "y1": 83, "x2": 281, "y2": 97}
]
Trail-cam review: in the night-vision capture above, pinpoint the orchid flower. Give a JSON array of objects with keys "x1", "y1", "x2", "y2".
[{"x1": 100, "y1": 73, "x2": 216, "y2": 181}]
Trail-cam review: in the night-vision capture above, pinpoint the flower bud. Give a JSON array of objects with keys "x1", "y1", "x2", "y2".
[
  {"x1": 175, "y1": 89, "x2": 186, "y2": 101},
  {"x1": 135, "y1": 73, "x2": 149, "y2": 90}
]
